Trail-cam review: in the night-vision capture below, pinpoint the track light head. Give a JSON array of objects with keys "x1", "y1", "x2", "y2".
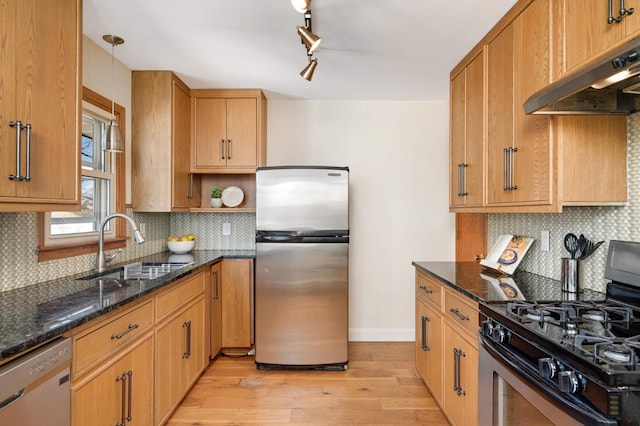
[
  {"x1": 291, "y1": 0, "x2": 311, "y2": 13},
  {"x1": 297, "y1": 26, "x2": 322, "y2": 53},
  {"x1": 300, "y1": 58, "x2": 318, "y2": 81}
]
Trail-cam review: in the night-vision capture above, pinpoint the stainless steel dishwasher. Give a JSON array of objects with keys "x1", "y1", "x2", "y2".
[{"x1": 0, "y1": 337, "x2": 72, "y2": 425}]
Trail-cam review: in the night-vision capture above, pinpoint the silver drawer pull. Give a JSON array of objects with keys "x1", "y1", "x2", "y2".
[
  {"x1": 111, "y1": 323, "x2": 139, "y2": 340},
  {"x1": 449, "y1": 308, "x2": 469, "y2": 321},
  {"x1": 419, "y1": 285, "x2": 433, "y2": 294}
]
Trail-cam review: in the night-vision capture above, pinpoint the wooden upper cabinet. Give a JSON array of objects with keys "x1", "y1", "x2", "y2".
[
  {"x1": 191, "y1": 89, "x2": 267, "y2": 174},
  {"x1": 132, "y1": 71, "x2": 201, "y2": 212},
  {"x1": 450, "y1": 50, "x2": 485, "y2": 209},
  {"x1": 0, "y1": 0, "x2": 80, "y2": 211},
  {"x1": 487, "y1": 0, "x2": 556, "y2": 210},
  {"x1": 562, "y1": 0, "x2": 640, "y2": 76}
]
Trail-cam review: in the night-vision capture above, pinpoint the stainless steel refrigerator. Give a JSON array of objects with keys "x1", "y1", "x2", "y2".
[{"x1": 255, "y1": 166, "x2": 349, "y2": 370}]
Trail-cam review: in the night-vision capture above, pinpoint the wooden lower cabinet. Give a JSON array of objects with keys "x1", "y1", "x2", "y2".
[
  {"x1": 442, "y1": 321, "x2": 479, "y2": 426},
  {"x1": 221, "y1": 258, "x2": 254, "y2": 349},
  {"x1": 155, "y1": 297, "x2": 206, "y2": 424},
  {"x1": 72, "y1": 334, "x2": 154, "y2": 426},
  {"x1": 414, "y1": 270, "x2": 479, "y2": 426},
  {"x1": 210, "y1": 262, "x2": 223, "y2": 357},
  {"x1": 415, "y1": 297, "x2": 442, "y2": 404}
]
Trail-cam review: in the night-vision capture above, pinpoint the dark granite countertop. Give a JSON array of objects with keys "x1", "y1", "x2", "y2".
[
  {"x1": 0, "y1": 250, "x2": 254, "y2": 362},
  {"x1": 412, "y1": 261, "x2": 605, "y2": 304}
]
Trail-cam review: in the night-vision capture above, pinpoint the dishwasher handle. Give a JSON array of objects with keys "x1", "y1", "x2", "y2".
[{"x1": 0, "y1": 389, "x2": 25, "y2": 411}]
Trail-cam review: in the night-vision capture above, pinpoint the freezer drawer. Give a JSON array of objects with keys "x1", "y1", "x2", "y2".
[
  {"x1": 255, "y1": 242, "x2": 348, "y2": 367},
  {"x1": 256, "y1": 166, "x2": 349, "y2": 233}
]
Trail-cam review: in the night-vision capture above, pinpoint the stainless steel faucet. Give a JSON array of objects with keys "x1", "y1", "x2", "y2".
[{"x1": 96, "y1": 213, "x2": 146, "y2": 272}]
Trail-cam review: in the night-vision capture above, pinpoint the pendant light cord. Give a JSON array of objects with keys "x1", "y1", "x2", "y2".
[{"x1": 111, "y1": 40, "x2": 115, "y2": 118}]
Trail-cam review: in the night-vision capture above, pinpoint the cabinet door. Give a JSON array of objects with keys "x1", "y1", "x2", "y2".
[
  {"x1": 450, "y1": 70, "x2": 466, "y2": 208},
  {"x1": 464, "y1": 53, "x2": 485, "y2": 207},
  {"x1": 155, "y1": 297, "x2": 207, "y2": 424},
  {"x1": 487, "y1": 25, "x2": 515, "y2": 206},
  {"x1": 562, "y1": 0, "x2": 640, "y2": 75},
  {"x1": 1, "y1": 0, "x2": 80, "y2": 207},
  {"x1": 512, "y1": 0, "x2": 552, "y2": 205},
  {"x1": 450, "y1": 52, "x2": 484, "y2": 209},
  {"x1": 221, "y1": 258, "x2": 254, "y2": 348},
  {"x1": 226, "y1": 98, "x2": 258, "y2": 168},
  {"x1": 442, "y1": 323, "x2": 478, "y2": 426},
  {"x1": 172, "y1": 80, "x2": 198, "y2": 209},
  {"x1": 210, "y1": 262, "x2": 223, "y2": 358},
  {"x1": 72, "y1": 335, "x2": 153, "y2": 426},
  {"x1": 416, "y1": 298, "x2": 442, "y2": 404},
  {"x1": 193, "y1": 97, "x2": 227, "y2": 169}
]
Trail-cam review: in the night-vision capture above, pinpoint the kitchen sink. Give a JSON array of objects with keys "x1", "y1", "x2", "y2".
[{"x1": 80, "y1": 261, "x2": 195, "y2": 281}]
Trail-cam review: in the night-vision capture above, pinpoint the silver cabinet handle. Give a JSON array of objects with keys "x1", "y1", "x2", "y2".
[
  {"x1": 457, "y1": 163, "x2": 462, "y2": 196},
  {"x1": 449, "y1": 308, "x2": 469, "y2": 321},
  {"x1": 419, "y1": 285, "x2": 433, "y2": 294},
  {"x1": 620, "y1": 0, "x2": 635, "y2": 18},
  {"x1": 503, "y1": 148, "x2": 508, "y2": 190},
  {"x1": 510, "y1": 147, "x2": 518, "y2": 190},
  {"x1": 115, "y1": 372, "x2": 127, "y2": 426},
  {"x1": 220, "y1": 138, "x2": 225, "y2": 160},
  {"x1": 226, "y1": 139, "x2": 231, "y2": 160},
  {"x1": 460, "y1": 163, "x2": 468, "y2": 196},
  {"x1": 126, "y1": 370, "x2": 133, "y2": 422},
  {"x1": 8, "y1": 121, "x2": 23, "y2": 181},
  {"x1": 421, "y1": 315, "x2": 430, "y2": 351},
  {"x1": 456, "y1": 349, "x2": 466, "y2": 396},
  {"x1": 24, "y1": 124, "x2": 31, "y2": 182},
  {"x1": 453, "y1": 348, "x2": 459, "y2": 392},
  {"x1": 183, "y1": 320, "x2": 192, "y2": 359},
  {"x1": 111, "y1": 323, "x2": 139, "y2": 340},
  {"x1": 212, "y1": 270, "x2": 220, "y2": 299},
  {"x1": 609, "y1": 0, "x2": 622, "y2": 23}
]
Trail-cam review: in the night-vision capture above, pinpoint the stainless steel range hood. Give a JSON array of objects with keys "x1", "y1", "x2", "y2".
[{"x1": 524, "y1": 39, "x2": 640, "y2": 115}]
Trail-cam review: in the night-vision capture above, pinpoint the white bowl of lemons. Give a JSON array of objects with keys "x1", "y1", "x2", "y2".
[{"x1": 167, "y1": 234, "x2": 195, "y2": 254}]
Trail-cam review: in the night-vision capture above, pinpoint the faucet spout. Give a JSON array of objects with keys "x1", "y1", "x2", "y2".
[{"x1": 96, "y1": 213, "x2": 146, "y2": 272}]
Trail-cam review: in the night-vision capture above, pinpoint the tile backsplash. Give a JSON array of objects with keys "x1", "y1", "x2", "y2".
[
  {"x1": 489, "y1": 112, "x2": 640, "y2": 293},
  {"x1": 0, "y1": 208, "x2": 256, "y2": 292}
]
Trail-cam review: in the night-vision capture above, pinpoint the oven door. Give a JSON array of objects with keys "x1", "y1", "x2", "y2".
[{"x1": 479, "y1": 335, "x2": 618, "y2": 426}]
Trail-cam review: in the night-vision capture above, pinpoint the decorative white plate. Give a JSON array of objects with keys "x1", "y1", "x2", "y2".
[{"x1": 222, "y1": 186, "x2": 244, "y2": 207}]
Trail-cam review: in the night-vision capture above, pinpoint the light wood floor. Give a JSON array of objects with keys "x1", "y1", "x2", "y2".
[{"x1": 167, "y1": 342, "x2": 448, "y2": 425}]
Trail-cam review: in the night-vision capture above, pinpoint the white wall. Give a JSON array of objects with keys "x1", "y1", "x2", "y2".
[{"x1": 267, "y1": 100, "x2": 455, "y2": 341}]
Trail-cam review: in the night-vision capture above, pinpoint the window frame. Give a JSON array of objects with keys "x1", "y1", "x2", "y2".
[{"x1": 37, "y1": 87, "x2": 127, "y2": 262}]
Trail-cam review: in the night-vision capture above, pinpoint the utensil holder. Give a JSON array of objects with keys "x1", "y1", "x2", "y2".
[{"x1": 561, "y1": 258, "x2": 582, "y2": 293}]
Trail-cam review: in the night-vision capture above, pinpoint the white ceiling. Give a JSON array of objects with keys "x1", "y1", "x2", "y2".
[{"x1": 83, "y1": 0, "x2": 518, "y2": 101}]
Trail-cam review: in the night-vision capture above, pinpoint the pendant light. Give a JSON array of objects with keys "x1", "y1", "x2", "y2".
[{"x1": 102, "y1": 35, "x2": 125, "y2": 152}]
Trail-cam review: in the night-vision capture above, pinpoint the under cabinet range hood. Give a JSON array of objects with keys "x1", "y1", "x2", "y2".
[{"x1": 524, "y1": 39, "x2": 640, "y2": 115}]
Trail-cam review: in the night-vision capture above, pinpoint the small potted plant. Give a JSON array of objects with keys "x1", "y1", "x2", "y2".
[{"x1": 210, "y1": 186, "x2": 223, "y2": 208}]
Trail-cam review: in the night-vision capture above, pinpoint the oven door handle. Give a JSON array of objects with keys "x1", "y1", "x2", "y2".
[{"x1": 479, "y1": 335, "x2": 618, "y2": 425}]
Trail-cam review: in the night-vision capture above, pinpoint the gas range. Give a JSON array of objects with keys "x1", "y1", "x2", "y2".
[{"x1": 480, "y1": 240, "x2": 640, "y2": 424}]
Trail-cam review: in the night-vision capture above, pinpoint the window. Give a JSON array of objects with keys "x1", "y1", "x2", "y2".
[{"x1": 37, "y1": 87, "x2": 126, "y2": 262}]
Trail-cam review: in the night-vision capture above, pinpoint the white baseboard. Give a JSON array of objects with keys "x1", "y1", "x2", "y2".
[{"x1": 348, "y1": 328, "x2": 414, "y2": 342}]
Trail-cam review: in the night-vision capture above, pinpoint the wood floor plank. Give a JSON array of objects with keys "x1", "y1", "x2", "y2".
[{"x1": 166, "y1": 342, "x2": 448, "y2": 425}]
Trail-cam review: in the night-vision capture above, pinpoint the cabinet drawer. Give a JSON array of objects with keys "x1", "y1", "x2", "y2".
[
  {"x1": 416, "y1": 272, "x2": 442, "y2": 308},
  {"x1": 156, "y1": 271, "x2": 205, "y2": 321},
  {"x1": 74, "y1": 300, "x2": 153, "y2": 375},
  {"x1": 444, "y1": 289, "x2": 479, "y2": 338}
]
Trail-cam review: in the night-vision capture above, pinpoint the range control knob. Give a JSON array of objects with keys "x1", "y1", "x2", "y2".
[
  {"x1": 492, "y1": 326, "x2": 506, "y2": 343},
  {"x1": 481, "y1": 321, "x2": 493, "y2": 337},
  {"x1": 538, "y1": 358, "x2": 557, "y2": 379},
  {"x1": 558, "y1": 371, "x2": 581, "y2": 394},
  {"x1": 628, "y1": 50, "x2": 640, "y2": 63},
  {"x1": 613, "y1": 56, "x2": 627, "y2": 69}
]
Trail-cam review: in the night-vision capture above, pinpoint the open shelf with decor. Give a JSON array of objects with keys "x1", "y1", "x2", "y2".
[{"x1": 190, "y1": 174, "x2": 256, "y2": 213}]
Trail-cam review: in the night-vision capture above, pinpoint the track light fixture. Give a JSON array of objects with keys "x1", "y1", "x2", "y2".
[
  {"x1": 291, "y1": 0, "x2": 311, "y2": 13},
  {"x1": 102, "y1": 34, "x2": 125, "y2": 152},
  {"x1": 296, "y1": 9, "x2": 321, "y2": 80}
]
